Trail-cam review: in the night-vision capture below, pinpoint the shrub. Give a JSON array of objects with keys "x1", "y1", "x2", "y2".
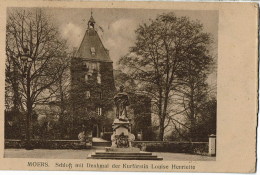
[
  {"x1": 133, "y1": 142, "x2": 208, "y2": 155},
  {"x1": 101, "y1": 132, "x2": 113, "y2": 141},
  {"x1": 5, "y1": 139, "x2": 92, "y2": 149}
]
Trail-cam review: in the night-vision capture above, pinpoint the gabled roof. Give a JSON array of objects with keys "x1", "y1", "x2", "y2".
[{"x1": 76, "y1": 27, "x2": 112, "y2": 62}]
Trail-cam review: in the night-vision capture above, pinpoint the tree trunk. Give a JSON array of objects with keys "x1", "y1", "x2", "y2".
[
  {"x1": 26, "y1": 101, "x2": 32, "y2": 141},
  {"x1": 58, "y1": 78, "x2": 65, "y2": 138},
  {"x1": 159, "y1": 88, "x2": 170, "y2": 141},
  {"x1": 158, "y1": 87, "x2": 164, "y2": 141},
  {"x1": 26, "y1": 73, "x2": 33, "y2": 149},
  {"x1": 158, "y1": 121, "x2": 164, "y2": 141},
  {"x1": 189, "y1": 85, "x2": 196, "y2": 141},
  {"x1": 189, "y1": 118, "x2": 196, "y2": 141}
]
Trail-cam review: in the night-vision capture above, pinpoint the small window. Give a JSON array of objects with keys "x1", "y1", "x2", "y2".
[
  {"x1": 86, "y1": 91, "x2": 90, "y2": 99},
  {"x1": 97, "y1": 107, "x2": 102, "y2": 116},
  {"x1": 83, "y1": 64, "x2": 87, "y2": 70},
  {"x1": 90, "y1": 47, "x2": 95, "y2": 56},
  {"x1": 97, "y1": 74, "x2": 101, "y2": 84},
  {"x1": 85, "y1": 74, "x2": 88, "y2": 81}
]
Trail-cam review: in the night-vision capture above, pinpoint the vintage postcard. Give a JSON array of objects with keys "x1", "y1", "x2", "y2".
[{"x1": 0, "y1": 0, "x2": 258, "y2": 173}]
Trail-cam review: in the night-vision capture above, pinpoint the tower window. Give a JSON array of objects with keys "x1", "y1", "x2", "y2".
[
  {"x1": 85, "y1": 74, "x2": 88, "y2": 81},
  {"x1": 97, "y1": 73, "x2": 101, "y2": 84},
  {"x1": 86, "y1": 91, "x2": 90, "y2": 99},
  {"x1": 97, "y1": 107, "x2": 102, "y2": 116},
  {"x1": 90, "y1": 47, "x2": 96, "y2": 56}
]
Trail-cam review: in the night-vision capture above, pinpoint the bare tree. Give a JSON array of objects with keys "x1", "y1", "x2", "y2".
[
  {"x1": 6, "y1": 9, "x2": 67, "y2": 145},
  {"x1": 119, "y1": 13, "x2": 213, "y2": 141}
]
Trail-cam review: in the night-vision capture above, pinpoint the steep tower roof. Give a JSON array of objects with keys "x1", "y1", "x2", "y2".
[{"x1": 76, "y1": 13, "x2": 112, "y2": 62}]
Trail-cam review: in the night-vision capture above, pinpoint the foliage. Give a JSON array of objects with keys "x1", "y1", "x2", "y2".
[
  {"x1": 191, "y1": 98, "x2": 217, "y2": 139},
  {"x1": 69, "y1": 58, "x2": 115, "y2": 139},
  {"x1": 114, "y1": 70, "x2": 156, "y2": 140},
  {"x1": 101, "y1": 132, "x2": 113, "y2": 141},
  {"x1": 119, "y1": 12, "x2": 214, "y2": 140},
  {"x1": 5, "y1": 139, "x2": 91, "y2": 149},
  {"x1": 169, "y1": 98, "x2": 216, "y2": 141},
  {"x1": 5, "y1": 110, "x2": 23, "y2": 139},
  {"x1": 132, "y1": 142, "x2": 208, "y2": 154}
]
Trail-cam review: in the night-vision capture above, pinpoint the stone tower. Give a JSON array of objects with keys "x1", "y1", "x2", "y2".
[{"x1": 70, "y1": 13, "x2": 116, "y2": 138}]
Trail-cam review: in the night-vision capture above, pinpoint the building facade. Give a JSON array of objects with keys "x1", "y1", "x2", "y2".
[{"x1": 70, "y1": 14, "x2": 116, "y2": 138}]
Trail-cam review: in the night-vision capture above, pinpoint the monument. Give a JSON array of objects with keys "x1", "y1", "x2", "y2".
[
  {"x1": 88, "y1": 86, "x2": 162, "y2": 160},
  {"x1": 108, "y1": 85, "x2": 138, "y2": 151}
]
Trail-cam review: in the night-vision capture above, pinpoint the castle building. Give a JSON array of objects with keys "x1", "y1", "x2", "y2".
[{"x1": 70, "y1": 13, "x2": 116, "y2": 138}]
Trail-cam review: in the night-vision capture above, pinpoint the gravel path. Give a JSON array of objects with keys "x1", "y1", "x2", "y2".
[{"x1": 4, "y1": 148, "x2": 215, "y2": 161}]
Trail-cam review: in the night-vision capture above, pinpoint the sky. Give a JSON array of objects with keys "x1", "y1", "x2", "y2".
[
  {"x1": 44, "y1": 8, "x2": 218, "y2": 66},
  {"x1": 8, "y1": 7, "x2": 218, "y2": 87}
]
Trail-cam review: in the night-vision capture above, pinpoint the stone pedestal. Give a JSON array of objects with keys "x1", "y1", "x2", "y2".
[
  {"x1": 87, "y1": 86, "x2": 162, "y2": 160},
  {"x1": 105, "y1": 147, "x2": 140, "y2": 152},
  {"x1": 88, "y1": 118, "x2": 163, "y2": 160},
  {"x1": 111, "y1": 119, "x2": 136, "y2": 150}
]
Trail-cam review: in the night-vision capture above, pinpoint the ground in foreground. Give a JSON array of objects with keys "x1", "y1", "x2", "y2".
[{"x1": 4, "y1": 148, "x2": 215, "y2": 161}]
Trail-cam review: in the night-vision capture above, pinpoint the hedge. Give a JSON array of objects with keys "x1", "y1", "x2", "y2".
[
  {"x1": 5, "y1": 139, "x2": 92, "y2": 149},
  {"x1": 132, "y1": 141, "x2": 208, "y2": 155}
]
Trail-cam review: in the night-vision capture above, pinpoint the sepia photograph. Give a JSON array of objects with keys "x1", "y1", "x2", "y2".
[
  {"x1": 4, "y1": 7, "x2": 217, "y2": 161},
  {"x1": 0, "y1": 1, "x2": 257, "y2": 173}
]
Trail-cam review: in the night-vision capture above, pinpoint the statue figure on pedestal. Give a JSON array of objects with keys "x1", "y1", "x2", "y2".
[{"x1": 114, "y1": 85, "x2": 130, "y2": 121}]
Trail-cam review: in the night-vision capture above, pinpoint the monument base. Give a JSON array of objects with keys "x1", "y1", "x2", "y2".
[
  {"x1": 87, "y1": 117, "x2": 162, "y2": 160},
  {"x1": 105, "y1": 147, "x2": 140, "y2": 153},
  {"x1": 87, "y1": 149, "x2": 163, "y2": 160}
]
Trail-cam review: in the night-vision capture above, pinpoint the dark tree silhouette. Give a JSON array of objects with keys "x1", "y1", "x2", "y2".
[
  {"x1": 119, "y1": 12, "x2": 214, "y2": 141},
  {"x1": 6, "y1": 9, "x2": 68, "y2": 142}
]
